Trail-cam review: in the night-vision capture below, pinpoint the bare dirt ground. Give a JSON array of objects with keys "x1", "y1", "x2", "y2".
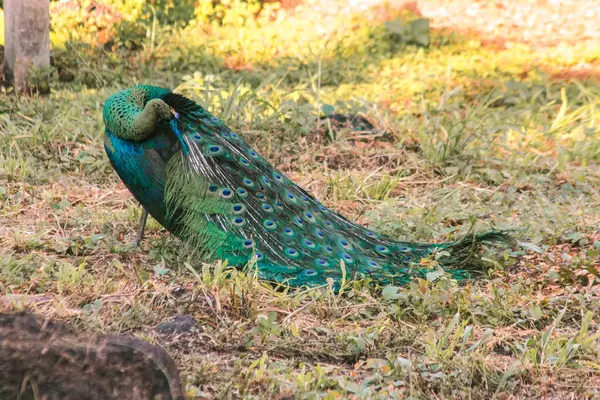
[{"x1": 414, "y1": 0, "x2": 600, "y2": 48}]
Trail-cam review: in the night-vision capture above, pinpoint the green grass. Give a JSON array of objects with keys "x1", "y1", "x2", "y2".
[{"x1": 1, "y1": 4, "x2": 600, "y2": 399}]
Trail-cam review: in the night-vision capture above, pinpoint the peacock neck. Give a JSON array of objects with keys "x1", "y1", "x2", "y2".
[{"x1": 127, "y1": 103, "x2": 159, "y2": 141}]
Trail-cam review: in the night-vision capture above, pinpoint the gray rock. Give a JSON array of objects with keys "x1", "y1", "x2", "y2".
[
  {"x1": 155, "y1": 315, "x2": 196, "y2": 335},
  {"x1": 0, "y1": 312, "x2": 185, "y2": 400}
]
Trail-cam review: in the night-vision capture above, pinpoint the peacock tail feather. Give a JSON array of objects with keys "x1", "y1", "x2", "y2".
[{"x1": 103, "y1": 85, "x2": 515, "y2": 288}]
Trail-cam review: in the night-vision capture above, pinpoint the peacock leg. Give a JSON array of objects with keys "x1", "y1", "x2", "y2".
[{"x1": 133, "y1": 208, "x2": 148, "y2": 248}]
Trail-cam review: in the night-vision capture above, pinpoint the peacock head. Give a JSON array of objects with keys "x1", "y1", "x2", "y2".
[
  {"x1": 103, "y1": 85, "x2": 175, "y2": 142},
  {"x1": 147, "y1": 98, "x2": 174, "y2": 121}
]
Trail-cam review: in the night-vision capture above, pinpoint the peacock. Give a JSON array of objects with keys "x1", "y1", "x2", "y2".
[{"x1": 103, "y1": 85, "x2": 514, "y2": 288}]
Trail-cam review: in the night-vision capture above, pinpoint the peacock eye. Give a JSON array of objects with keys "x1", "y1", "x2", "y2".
[
  {"x1": 218, "y1": 188, "x2": 233, "y2": 199},
  {"x1": 285, "y1": 248, "x2": 299, "y2": 258}
]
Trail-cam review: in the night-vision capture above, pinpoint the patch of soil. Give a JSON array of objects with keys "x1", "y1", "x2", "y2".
[{"x1": 412, "y1": 0, "x2": 599, "y2": 48}]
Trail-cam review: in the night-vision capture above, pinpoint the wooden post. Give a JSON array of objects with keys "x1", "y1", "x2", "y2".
[{"x1": 4, "y1": 0, "x2": 50, "y2": 92}]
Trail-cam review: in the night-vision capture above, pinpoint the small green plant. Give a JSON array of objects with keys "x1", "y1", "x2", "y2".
[
  {"x1": 251, "y1": 311, "x2": 283, "y2": 343},
  {"x1": 417, "y1": 89, "x2": 510, "y2": 167},
  {"x1": 516, "y1": 311, "x2": 600, "y2": 369},
  {"x1": 54, "y1": 260, "x2": 91, "y2": 294},
  {"x1": 24, "y1": 66, "x2": 56, "y2": 95}
]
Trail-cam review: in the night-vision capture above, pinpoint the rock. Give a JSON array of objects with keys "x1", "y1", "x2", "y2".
[
  {"x1": 155, "y1": 315, "x2": 197, "y2": 335},
  {"x1": 320, "y1": 113, "x2": 376, "y2": 132},
  {"x1": 0, "y1": 312, "x2": 186, "y2": 400}
]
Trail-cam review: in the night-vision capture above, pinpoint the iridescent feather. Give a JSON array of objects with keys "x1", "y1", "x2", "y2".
[{"x1": 103, "y1": 85, "x2": 514, "y2": 288}]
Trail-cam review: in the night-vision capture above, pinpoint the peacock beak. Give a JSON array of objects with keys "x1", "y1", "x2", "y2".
[{"x1": 170, "y1": 107, "x2": 179, "y2": 119}]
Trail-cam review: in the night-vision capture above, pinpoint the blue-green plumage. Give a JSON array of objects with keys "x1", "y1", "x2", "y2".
[
  {"x1": 105, "y1": 125, "x2": 174, "y2": 226},
  {"x1": 103, "y1": 85, "x2": 514, "y2": 288}
]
